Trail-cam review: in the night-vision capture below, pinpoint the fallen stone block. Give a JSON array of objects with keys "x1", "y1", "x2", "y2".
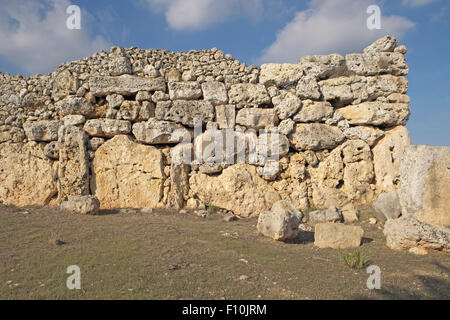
[{"x1": 314, "y1": 223, "x2": 364, "y2": 249}]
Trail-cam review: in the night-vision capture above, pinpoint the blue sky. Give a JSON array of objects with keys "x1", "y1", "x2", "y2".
[{"x1": 0, "y1": 0, "x2": 448, "y2": 146}]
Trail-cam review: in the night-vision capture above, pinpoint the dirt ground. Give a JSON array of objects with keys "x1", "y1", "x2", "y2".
[{"x1": 0, "y1": 204, "x2": 449, "y2": 300}]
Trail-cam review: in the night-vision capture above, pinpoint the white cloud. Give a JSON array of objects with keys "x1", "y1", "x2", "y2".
[
  {"x1": 258, "y1": 0, "x2": 415, "y2": 64},
  {"x1": 0, "y1": 0, "x2": 110, "y2": 74},
  {"x1": 145, "y1": 0, "x2": 263, "y2": 30},
  {"x1": 402, "y1": 0, "x2": 437, "y2": 7}
]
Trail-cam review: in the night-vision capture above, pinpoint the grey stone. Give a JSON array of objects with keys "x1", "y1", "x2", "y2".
[
  {"x1": 372, "y1": 191, "x2": 402, "y2": 221},
  {"x1": 61, "y1": 195, "x2": 100, "y2": 215}
]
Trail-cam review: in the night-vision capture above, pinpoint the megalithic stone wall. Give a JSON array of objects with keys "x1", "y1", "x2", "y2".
[{"x1": 0, "y1": 35, "x2": 416, "y2": 217}]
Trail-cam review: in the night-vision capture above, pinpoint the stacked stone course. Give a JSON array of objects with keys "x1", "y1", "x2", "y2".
[{"x1": 0, "y1": 36, "x2": 413, "y2": 218}]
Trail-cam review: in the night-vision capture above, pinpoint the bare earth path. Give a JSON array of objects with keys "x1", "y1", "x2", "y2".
[{"x1": 0, "y1": 205, "x2": 449, "y2": 300}]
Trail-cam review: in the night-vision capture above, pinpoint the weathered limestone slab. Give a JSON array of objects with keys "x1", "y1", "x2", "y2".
[
  {"x1": 235, "y1": 108, "x2": 278, "y2": 130},
  {"x1": 132, "y1": 119, "x2": 190, "y2": 145},
  {"x1": 336, "y1": 102, "x2": 410, "y2": 127},
  {"x1": 189, "y1": 164, "x2": 280, "y2": 217},
  {"x1": 55, "y1": 96, "x2": 94, "y2": 117},
  {"x1": 23, "y1": 120, "x2": 62, "y2": 142},
  {"x1": 168, "y1": 81, "x2": 202, "y2": 100},
  {"x1": 0, "y1": 142, "x2": 58, "y2": 206},
  {"x1": 346, "y1": 52, "x2": 409, "y2": 76},
  {"x1": 398, "y1": 145, "x2": 450, "y2": 228},
  {"x1": 0, "y1": 126, "x2": 25, "y2": 143},
  {"x1": 259, "y1": 63, "x2": 303, "y2": 88},
  {"x1": 84, "y1": 119, "x2": 132, "y2": 138},
  {"x1": 372, "y1": 126, "x2": 410, "y2": 193},
  {"x1": 61, "y1": 195, "x2": 100, "y2": 215},
  {"x1": 372, "y1": 191, "x2": 402, "y2": 221},
  {"x1": 155, "y1": 100, "x2": 215, "y2": 126},
  {"x1": 384, "y1": 217, "x2": 450, "y2": 252},
  {"x1": 228, "y1": 83, "x2": 271, "y2": 105},
  {"x1": 314, "y1": 223, "x2": 364, "y2": 249},
  {"x1": 293, "y1": 100, "x2": 334, "y2": 123},
  {"x1": 58, "y1": 125, "x2": 90, "y2": 203},
  {"x1": 201, "y1": 81, "x2": 228, "y2": 105},
  {"x1": 308, "y1": 206, "x2": 343, "y2": 224},
  {"x1": 167, "y1": 164, "x2": 190, "y2": 209},
  {"x1": 92, "y1": 135, "x2": 164, "y2": 209},
  {"x1": 310, "y1": 140, "x2": 375, "y2": 208},
  {"x1": 299, "y1": 54, "x2": 346, "y2": 79},
  {"x1": 288, "y1": 123, "x2": 345, "y2": 151},
  {"x1": 89, "y1": 75, "x2": 166, "y2": 96},
  {"x1": 272, "y1": 91, "x2": 302, "y2": 120},
  {"x1": 257, "y1": 210, "x2": 300, "y2": 241}
]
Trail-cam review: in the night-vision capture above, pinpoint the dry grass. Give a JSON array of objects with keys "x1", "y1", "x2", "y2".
[{"x1": 0, "y1": 204, "x2": 449, "y2": 300}]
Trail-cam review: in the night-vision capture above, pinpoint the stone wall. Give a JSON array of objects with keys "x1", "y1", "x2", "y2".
[{"x1": 0, "y1": 35, "x2": 413, "y2": 217}]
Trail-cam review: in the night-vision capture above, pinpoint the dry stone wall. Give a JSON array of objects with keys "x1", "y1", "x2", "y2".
[{"x1": 0, "y1": 35, "x2": 413, "y2": 217}]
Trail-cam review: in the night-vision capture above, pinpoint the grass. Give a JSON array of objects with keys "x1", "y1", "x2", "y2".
[
  {"x1": 1, "y1": 204, "x2": 449, "y2": 300},
  {"x1": 207, "y1": 205, "x2": 220, "y2": 215},
  {"x1": 339, "y1": 249, "x2": 368, "y2": 269}
]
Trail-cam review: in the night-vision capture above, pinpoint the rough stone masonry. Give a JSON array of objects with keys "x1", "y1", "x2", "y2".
[{"x1": 0, "y1": 36, "x2": 448, "y2": 252}]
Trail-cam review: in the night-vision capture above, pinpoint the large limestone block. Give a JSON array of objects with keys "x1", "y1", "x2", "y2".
[
  {"x1": 299, "y1": 54, "x2": 346, "y2": 79},
  {"x1": 55, "y1": 96, "x2": 94, "y2": 117},
  {"x1": 288, "y1": 123, "x2": 345, "y2": 151},
  {"x1": 346, "y1": 52, "x2": 408, "y2": 76},
  {"x1": 314, "y1": 223, "x2": 364, "y2": 249},
  {"x1": 167, "y1": 164, "x2": 190, "y2": 209},
  {"x1": 0, "y1": 142, "x2": 58, "y2": 206},
  {"x1": 201, "y1": 81, "x2": 228, "y2": 105},
  {"x1": 235, "y1": 108, "x2": 278, "y2": 130},
  {"x1": 89, "y1": 75, "x2": 166, "y2": 96},
  {"x1": 319, "y1": 75, "x2": 408, "y2": 106},
  {"x1": 132, "y1": 119, "x2": 190, "y2": 145},
  {"x1": 189, "y1": 164, "x2": 280, "y2": 217},
  {"x1": 92, "y1": 135, "x2": 164, "y2": 209},
  {"x1": 296, "y1": 75, "x2": 321, "y2": 100},
  {"x1": 108, "y1": 56, "x2": 132, "y2": 76},
  {"x1": 83, "y1": 119, "x2": 132, "y2": 138},
  {"x1": 61, "y1": 195, "x2": 100, "y2": 215},
  {"x1": 310, "y1": 140, "x2": 375, "y2": 208},
  {"x1": 168, "y1": 81, "x2": 202, "y2": 100},
  {"x1": 293, "y1": 100, "x2": 334, "y2": 123},
  {"x1": 259, "y1": 63, "x2": 303, "y2": 88},
  {"x1": 58, "y1": 125, "x2": 90, "y2": 202},
  {"x1": 257, "y1": 210, "x2": 300, "y2": 241},
  {"x1": 0, "y1": 126, "x2": 25, "y2": 143},
  {"x1": 398, "y1": 145, "x2": 450, "y2": 228},
  {"x1": 308, "y1": 206, "x2": 343, "y2": 224},
  {"x1": 364, "y1": 35, "x2": 399, "y2": 54},
  {"x1": 228, "y1": 83, "x2": 271, "y2": 105},
  {"x1": 23, "y1": 120, "x2": 62, "y2": 142},
  {"x1": 155, "y1": 100, "x2": 215, "y2": 127},
  {"x1": 372, "y1": 191, "x2": 402, "y2": 221},
  {"x1": 272, "y1": 91, "x2": 302, "y2": 120},
  {"x1": 336, "y1": 102, "x2": 410, "y2": 127},
  {"x1": 372, "y1": 126, "x2": 410, "y2": 193},
  {"x1": 383, "y1": 217, "x2": 450, "y2": 252},
  {"x1": 343, "y1": 126, "x2": 384, "y2": 147}
]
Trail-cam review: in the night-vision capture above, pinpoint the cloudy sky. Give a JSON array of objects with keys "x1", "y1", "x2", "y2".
[{"x1": 0, "y1": 0, "x2": 448, "y2": 146}]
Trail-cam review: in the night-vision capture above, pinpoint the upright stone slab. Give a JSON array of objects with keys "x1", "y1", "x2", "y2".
[
  {"x1": 397, "y1": 145, "x2": 450, "y2": 228},
  {"x1": 58, "y1": 125, "x2": 90, "y2": 203},
  {"x1": 167, "y1": 164, "x2": 190, "y2": 209}
]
